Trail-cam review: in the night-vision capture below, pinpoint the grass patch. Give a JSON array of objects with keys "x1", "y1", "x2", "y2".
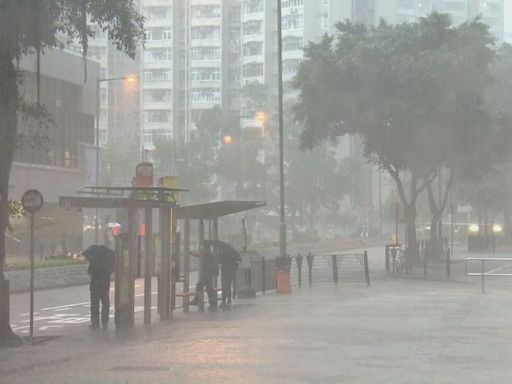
[{"x1": 5, "y1": 258, "x2": 86, "y2": 271}]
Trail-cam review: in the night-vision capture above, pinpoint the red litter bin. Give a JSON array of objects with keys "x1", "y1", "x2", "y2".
[{"x1": 276, "y1": 269, "x2": 291, "y2": 293}]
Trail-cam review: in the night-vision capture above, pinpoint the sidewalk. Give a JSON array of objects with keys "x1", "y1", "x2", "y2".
[{"x1": 2, "y1": 272, "x2": 512, "y2": 383}]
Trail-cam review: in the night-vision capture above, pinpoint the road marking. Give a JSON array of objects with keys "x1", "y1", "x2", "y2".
[
  {"x1": 485, "y1": 262, "x2": 512, "y2": 275},
  {"x1": 41, "y1": 301, "x2": 89, "y2": 311},
  {"x1": 39, "y1": 325, "x2": 63, "y2": 331}
]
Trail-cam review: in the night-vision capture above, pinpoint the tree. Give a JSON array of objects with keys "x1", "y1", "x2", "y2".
[
  {"x1": 0, "y1": 1, "x2": 144, "y2": 343},
  {"x1": 294, "y1": 14, "x2": 497, "y2": 254},
  {"x1": 153, "y1": 106, "x2": 251, "y2": 204},
  {"x1": 454, "y1": 44, "x2": 512, "y2": 241}
]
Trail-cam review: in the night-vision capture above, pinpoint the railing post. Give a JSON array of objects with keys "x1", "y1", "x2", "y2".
[
  {"x1": 262, "y1": 257, "x2": 266, "y2": 295},
  {"x1": 481, "y1": 259, "x2": 485, "y2": 293},
  {"x1": 446, "y1": 248, "x2": 451, "y2": 279},
  {"x1": 364, "y1": 251, "x2": 370, "y2": 286},
  {"x1": 385, "y1": 246, "x2": 390, "y2": 272},
  {"x1": 423, "y1": 246, "x2": 428, "y2": 277},
  {"x1": 332, "y1": 255, "x2": 338, "y2": 285},
  {"x1": 296, "y1": 253, "x2": 303, "y2": 287},
  {"x1": 392, "y1": 248, "x2": 397, "y2": 274},
  {"x1": 307, "y1": 252, "x2": 314, "y2": 286}
]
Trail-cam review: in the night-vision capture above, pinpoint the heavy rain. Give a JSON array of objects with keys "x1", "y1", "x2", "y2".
[{"x1": 0, "y1": 1, "x2": 512, "y2": 383}]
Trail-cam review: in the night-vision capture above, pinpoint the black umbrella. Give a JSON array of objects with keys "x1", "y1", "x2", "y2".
[
  {"x1": 83, "y1": 245, "x2": 115, "y2": 274},
  {"x1": 204, "y1": 239, "x2": 241, "y2": 262}
]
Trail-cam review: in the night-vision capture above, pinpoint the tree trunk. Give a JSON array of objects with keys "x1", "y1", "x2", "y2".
[
  {"x1": 0, "y1": 49, "x2": 20, "y2": 343},
  {"x1": 404, "y1": 203, "x2": 418, "y2": 259},
  {"x1": 504, "y1": 207, "x2": 512, "y2": 241}
]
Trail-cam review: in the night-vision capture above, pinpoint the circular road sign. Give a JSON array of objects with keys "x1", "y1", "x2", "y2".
[{"x1": 21, "y1": 189, "x2": 44, "y2": 214}]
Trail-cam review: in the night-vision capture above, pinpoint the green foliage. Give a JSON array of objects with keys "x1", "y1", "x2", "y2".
[
  {"x1": 293, "y1": 13, "x2": 507, "y2": 247},
  {"x1": 7, "y1": 201, "x2": 24, "y2": 219},
  {"x1": 0, "y1": 0, "x2": 145, "y2": 338},
  {"x1": 295, "y1": 14, "x2": 497, "y2": 180}
]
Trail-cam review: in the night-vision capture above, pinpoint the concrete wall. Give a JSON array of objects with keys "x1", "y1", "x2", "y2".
[{"x1": 5, "y1": 264, "x2": 90, "y2": 293}]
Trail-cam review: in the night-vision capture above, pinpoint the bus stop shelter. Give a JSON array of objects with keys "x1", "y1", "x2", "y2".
[
  {"x1": 175, "y1": 200, "x2": 265, "y2": 312},
  {"x1": 59, "y1": 186, "x2": 185, "y2": 328}
]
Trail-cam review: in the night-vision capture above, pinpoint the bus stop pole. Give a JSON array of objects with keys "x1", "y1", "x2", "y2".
[
  {"x1": 144, "y1": 207, "x2": 153, "y2": 325},
  {"x1": 183, "y1": 217, "x2": 190, "y2": 313},
  {"x1": 29, "y1": 212, "x2": 35, "y2": 341}
]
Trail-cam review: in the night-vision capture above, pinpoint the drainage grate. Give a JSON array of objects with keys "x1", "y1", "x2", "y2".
[{"x1": 111, "y1": 366, "x2": 169, "y2": 372}]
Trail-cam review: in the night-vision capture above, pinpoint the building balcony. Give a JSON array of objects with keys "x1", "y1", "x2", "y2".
[
  {"x1": 143, "y1": 0, "x2": 172, "y2": 6},
  {"x1": 242, "y1": 32, "x2": 265, "y2": 41},
  {"x1": 242, "y1": 11, "x2": 264, "y2": 22},
  {"x1": 242, "y1": 55, "x2": 264, "y2": 65},
  {"x1": 190, "y1": 38, "x2": 222, "y2": 46},
  {"x1": 190, "y1": 79, "x2": 221, "y2": 88},
  {"x1": 144, "y1": 18, "x2": 173, "y2": 28},
  {"x1": 143, "y1": 101, "x2": 173, "y2": 110},
  {"x1": 190, "y1": 18, "x2": 222, "y2": 27},
  {"x1": 142, "y1": 60, "x2": 173, "y2": 69},
  {"x1": 282, "y1": 49, "x2": 303, "y2": 60},
  {"x1": 142, "y1": 122, "x2": 173, "y2": 132},
  {"x1": 142, "y1": 80, "x2": 173, "y2": 89},
  {"x1": 144, "y1": 39, "x2": 173, "y2": 48}
]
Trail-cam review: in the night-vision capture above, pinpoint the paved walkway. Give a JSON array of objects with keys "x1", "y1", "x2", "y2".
[{"x1": 2, "y1": 268, "x2": 512, "y2": 383}]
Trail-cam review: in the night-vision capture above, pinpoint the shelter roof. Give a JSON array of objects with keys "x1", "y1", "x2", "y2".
[{"x1": 175, "y1": 200, "x2": 265, "y2": 220}]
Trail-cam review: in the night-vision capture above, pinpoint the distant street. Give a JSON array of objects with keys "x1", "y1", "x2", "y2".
[
  {"x1": 9, "y1": 244, "x2": 512, "y2": 338},
  {"x1": 9, "y1": 244, "x2": 381, "y2": 336}
]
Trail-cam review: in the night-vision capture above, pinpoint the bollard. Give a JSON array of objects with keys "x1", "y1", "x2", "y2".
[
  {"x1": 364, "y1": 251, "x2": 370, "y2": 286},
  {"x1": 332, "y1": 255, "x2": 339, "y2": 285},
  {"x1": 296, "y1": 253, "x2": 303, "y2": 287},
  {"x1": 306, "y1": 252, "x2": 314, "y2": 286}
]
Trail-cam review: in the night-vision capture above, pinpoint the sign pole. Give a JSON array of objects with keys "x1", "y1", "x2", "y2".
[
  {"x1": 29, "y1": 211, "x2": 35, "y2": 341},
  {"x1": 21, "y1": 189, "x2": 43, "y2": 342}
]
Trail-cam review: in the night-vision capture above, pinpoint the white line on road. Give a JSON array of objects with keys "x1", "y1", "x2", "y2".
[
  {"x1": 485, "y1": 262, "x2": 512, "y2": 275},
  {"x1": 41, "y1": 301, "x2": 90, "y2": 311}
]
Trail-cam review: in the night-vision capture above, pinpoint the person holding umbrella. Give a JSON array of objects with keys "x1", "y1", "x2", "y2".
[
  {"x1": 207, "y1": 240, "x2": 241, "y2": 310},
  {"x1": 83, "y1": 245, "x2": 115, "y2": 330},
  {"x1": 190, "y1": 241, "x2": 219, "y2": 312}
]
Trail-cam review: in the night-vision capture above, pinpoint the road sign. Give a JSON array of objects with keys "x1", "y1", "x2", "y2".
[{"x1": 21, "y1": 189, "x2": 43, "y2": 213}]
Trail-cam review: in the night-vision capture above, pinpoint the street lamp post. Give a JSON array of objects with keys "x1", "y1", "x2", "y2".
[
  {"x1": 277, "y1": 0, "x2": 287, "y2": 259},
  {"x1": 94, "y1": 74, "x2": 137, "y2": 244}
]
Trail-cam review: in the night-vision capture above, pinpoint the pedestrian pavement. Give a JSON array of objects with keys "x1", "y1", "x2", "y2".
[{"x1": 3, "y1": 260, "x2": 512, "y2": 383}]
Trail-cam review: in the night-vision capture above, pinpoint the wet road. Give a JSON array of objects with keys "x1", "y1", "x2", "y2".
[{"x1": 3, "y1": 274, "x2": 512, "y2": 383}]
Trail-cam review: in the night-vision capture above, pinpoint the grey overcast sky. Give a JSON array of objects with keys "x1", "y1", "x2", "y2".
[{"x1": 506, "y1": 0, "x2": 512, "y2": 42}]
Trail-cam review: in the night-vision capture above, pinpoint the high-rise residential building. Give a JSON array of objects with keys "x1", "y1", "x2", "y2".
[
  {"x1": 240, "y1": 0, "x2": 353, "y2": 119},
  {"x1": 505, "y1": 0, "x2": 512, "y2": 42},
  {"x1": 140, "y1": 0, "x2": 243, "y2": 155},
  {"x1": 140, "y1": 0, "x2": 175, "y2": 152}
]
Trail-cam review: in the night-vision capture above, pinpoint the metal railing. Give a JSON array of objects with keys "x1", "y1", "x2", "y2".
[
  {"x1": 234, "y1": 251, "x2": 370, "y2": 296},
  {"x1": 465, "y1": 257, "x2": 512, "y2": 293},
  {"x1": 290, "y1": 252, "x2": 370, "y2": 287}
]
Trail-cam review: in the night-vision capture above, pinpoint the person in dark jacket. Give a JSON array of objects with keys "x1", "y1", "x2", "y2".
[
  {"x1": 219, "y1": 251, "x2": 240, "y2": 310},
  {"x1": 86, "y1": 246, "x2": 115, "y2": 330},
  {"x1": 190, "y1": 241, "x2": 219, "y2": 312}
]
